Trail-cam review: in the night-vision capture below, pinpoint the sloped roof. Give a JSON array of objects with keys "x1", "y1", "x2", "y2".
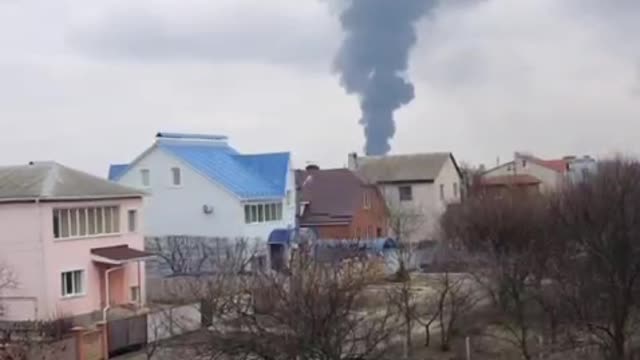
[
  {"x1": 159, "y1": 143, "x2": 289, "y2": 199},
  {"x1": 108, "y1": 164, "x2": 129, "y2": 180},
  {"x1": 91, "y1": 245, "x2": 152, "y2": 264},
  {"x1": 354, "y1": 152, "x2": 458, "y2": 183},
  {"x1": 296, "y1": 168, "x2": 371, "y2": 225},
  {"x1": 0, "y1": 162, "x2": 145, "y2": 203}
]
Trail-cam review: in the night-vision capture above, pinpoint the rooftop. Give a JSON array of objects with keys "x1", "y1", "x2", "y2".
[
  {"x1": 296, "y1": 168, "x2": 373, "y2": 225},
  {"x1": 352, "y1": 152, "x2": 458, "y2": 184},
  {"x1": 0, "y1": 162, "x2": 145, "y2": 203},
  {"x1": 110, "y1": 133, "x2": 290, "y2": 200}
]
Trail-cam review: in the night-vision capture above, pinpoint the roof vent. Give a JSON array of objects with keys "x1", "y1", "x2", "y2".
[{"x1": 305, "y1": 164, "x2": 320, "y2": 171}]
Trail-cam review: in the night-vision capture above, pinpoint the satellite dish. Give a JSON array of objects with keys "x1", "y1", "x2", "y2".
[{"x1": 202, "y1": 204, "x2": 214, "y2": 214}]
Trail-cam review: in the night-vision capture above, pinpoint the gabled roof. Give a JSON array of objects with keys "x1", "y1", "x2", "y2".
[
  {"x1": 0, "y1": 162, "x2": 144, "y2": 203},
  {"x1": 354, "y1": 152, "x2": 460, "y2": 184},
  {"x1": 516, "y1": 153, "x2": 569, "y2": 173},
  {"x1": 296, "y1": 168, "x2": 373, "y2": 225},
  {"x1": 110, "y1": 133, "x2": 290, "y2": 200},
  {"x1": 160, "y1": 143, "x2": 289, "y2": 199}
]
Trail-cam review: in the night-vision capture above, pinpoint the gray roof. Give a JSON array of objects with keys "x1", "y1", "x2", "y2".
[
  {"x1": 354, "y1": 153, "x2": 458, "y2": 183},
  {"x1": 0, "y1": 162, "x2": 145, "y2": 203}
]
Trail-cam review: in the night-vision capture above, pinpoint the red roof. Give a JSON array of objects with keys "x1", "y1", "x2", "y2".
[
  {"x1": 537, "y1": 159, "x2": 569, "y2": 173},
  {"x1": 91, "y1": 245, "x2": 151, "y2": 264},
  {"x1": 518, "y1": 154, "x2": 568, "y2": 173},
  {"x1": 481, "y1": 174, "x2": 541, "y2": 187}
]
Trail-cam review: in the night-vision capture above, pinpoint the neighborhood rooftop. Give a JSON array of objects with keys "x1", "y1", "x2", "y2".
[
  {"x1": 0, "y1": 161, "x2": 145, "y2": 203},
  {"x1": 353, "y1": 152, "x2": 459, "y2": 184},
  {"x1": 110, "y1": 132, "x2": 290, "y2": 200},
  {"x1": 296, "y1": 168, "x2": 371, "y2": 225}
]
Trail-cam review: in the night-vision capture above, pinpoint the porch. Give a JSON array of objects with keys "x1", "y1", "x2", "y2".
[{"x1": 91, "y1": 245, "x2": 152, "y2": 322}]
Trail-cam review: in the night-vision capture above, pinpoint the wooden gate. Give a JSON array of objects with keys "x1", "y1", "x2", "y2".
[{"x1": 107, "y1": 314, "x2": 147, "y2": 356}]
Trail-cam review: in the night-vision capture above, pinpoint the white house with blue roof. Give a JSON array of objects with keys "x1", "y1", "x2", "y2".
[{"x1": 109, "y1": 133, "x2": 296, "y2": 243}]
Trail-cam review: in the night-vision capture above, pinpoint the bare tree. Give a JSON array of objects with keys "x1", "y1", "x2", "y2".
[
  {"x1": 0, "y1": 261, "x2": 17, "y2": 319},
  {"x1": 174, "y1": 247, "x2": 401, "y2": 360},
  {"x1": 441, "y1": 191, "x2": 553, "y2": 360},
  {"x1": 549, "y1": 158, "x2": 640, "y2": 360}
]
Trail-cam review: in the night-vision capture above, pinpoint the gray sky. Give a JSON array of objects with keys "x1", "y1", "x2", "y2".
[{"x1": 1, "y1": 0, "x2": 639, "y2": 176}]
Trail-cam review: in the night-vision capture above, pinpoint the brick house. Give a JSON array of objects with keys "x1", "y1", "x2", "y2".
[{"x1": 295, "y1": 166, "x2": 388, "y2": 240}]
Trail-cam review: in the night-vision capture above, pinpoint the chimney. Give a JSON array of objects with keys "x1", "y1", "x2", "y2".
[{"x1": 348, "y1": 152, "x2": 358, "y2": 170}]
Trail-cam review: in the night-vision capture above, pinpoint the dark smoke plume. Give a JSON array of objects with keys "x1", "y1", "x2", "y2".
[{"x1": 333, "y1": 0, "x2": 435, "y2": 155}]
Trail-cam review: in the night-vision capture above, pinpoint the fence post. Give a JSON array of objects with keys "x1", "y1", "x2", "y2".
[
  {"x1": 71, "y1": 326, "x2": 85, "y2": 360},
  {"x1": 466, "y1": 336, "x2": 471, "y2": 360},
  {"x1": 96, "y1": 321, "x2": 108, "y2": 360}
]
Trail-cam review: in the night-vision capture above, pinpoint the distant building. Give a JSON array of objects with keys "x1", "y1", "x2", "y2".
[
  {"x1": 480, "y1": 153, "x2": 597, "y2": 193},
  {"x1": 566, "y1": 156, "x2": 597, "y2": 183},
  {"x1": 295, "y1": 166, "x2": 388, "y2": 240},
  {"x1": 348, "y1": 152, "x2": 462, "y2": 243},
  {"x1": 0, "y1": 162, "x2": 148, "y2": 322}
]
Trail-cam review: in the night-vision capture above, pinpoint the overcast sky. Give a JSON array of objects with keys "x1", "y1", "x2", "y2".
[{"x1": 1, "y1": 0, "x2": 639, "y2": 176}]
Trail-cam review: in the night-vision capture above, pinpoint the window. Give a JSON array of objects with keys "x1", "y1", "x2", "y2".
[
  {"x1": 522, "y1": 159, "x2": 527, "y2": 168},
  {"x1": 440, "y1": 184, "x2": 445, "y2": 201},
  {"x1": 377, "y1": 227, "x2": 383, "y2": 237},
  {"x1": 453, "y1": 182, "x2": 459, "y2": 198},
  {"x1": 244, "y1": 206, "x2": 251, "y2": 223},
  {"x1": 128, "y1": 210, "x2": 137, "y2": 232},
  {"x1": 130, "y1": 286, "x2": 140, "y2": 302},
  {"x1": 61, "y1": 270, "x2": 84, "y2": 297},
  {"x1": 286, "y1": 190, "x2": 292, "y2": 205},
  {"x1": 140, "y1": 169, "x2": 150, "y2": 187},
  {"x1": 171, "y1": 167, "x2": 181, "y2": 186},
  {"x1": 53, "y1": 211, "x2": 60, "y2": 238},
  {"x1": 363, "y1": 191, "x2": 371, "y2": 209},
  {"x1": 53, "y1": 206, "x2": 120, "y2": 239},
  {"x1": 399, "y1": 186, "x2": 413, "y2": 201},
  {"x1": 244, "y1": 202, "x2": 283, "y2": 223}
]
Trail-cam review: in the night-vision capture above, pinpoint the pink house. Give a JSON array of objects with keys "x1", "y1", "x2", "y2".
[{"x1": 0, "y1": 162, "x2": 149, "y2": 323}]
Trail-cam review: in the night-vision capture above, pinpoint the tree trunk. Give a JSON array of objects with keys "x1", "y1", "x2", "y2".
[
  {"x1": 405, "y1": 320, "x2": 412, "y2": 358},
  {"x1": 425, "y1": 324, "x2": 430, "y2": 347}
]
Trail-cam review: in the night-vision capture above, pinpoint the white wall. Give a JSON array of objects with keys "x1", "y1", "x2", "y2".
[
  {"x1": 484, "y1": 158, "x2": 562, "y2": 193},
  {"x1": 117, "y1": 147, "x2": 296, "y2": 242},
  {"x1": 380, "y1": 157, "x2": 462, "y2": 243}
]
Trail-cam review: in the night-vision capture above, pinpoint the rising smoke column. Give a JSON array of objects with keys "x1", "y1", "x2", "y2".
[{"x1": 334, "y1": 0, "x2": 434, "y2": 155}]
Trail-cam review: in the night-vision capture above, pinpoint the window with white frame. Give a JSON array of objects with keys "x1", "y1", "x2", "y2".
[
  {"x1": 61, "y1": 270, "x2": 84, "y2": 297},
  {"x1": 171, "y1": 167, "x2": 182, "y2": 186},
  {"x1": 453, "y1": 182, "x2": 459, "y2": 198},
  {"x1": 53, "y1": 206, "x2": 120, "y2": 239},
  {"x1": 440, "y1": 184, "x2": 445, "y2": 201},
  {"x1": 128, "y1": 209, "x2": 137, "y2": 232},
  {"x1": 363, "y1": 191, "x2": 371, "y2": 209},
  {"x1": 399, "y1": 185, "x2": 413, "y2": 202},
  {"x1": 140, "y1": 169, "x2": 150, "y2": 187},
  {"x1": 244, "y1": 202, "x2": 283, "y2": 224}
]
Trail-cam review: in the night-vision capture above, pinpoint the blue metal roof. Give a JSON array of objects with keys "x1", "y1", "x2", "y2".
[
  {"x1": 268, "y1": 228, "x2": 295, "y2": 245},
  {"x1": 108, "y1": 164, "x2": 129, "y2": 181},
  {"x1": 160, "y1": 143, "x2": 289, "y2": 199}
]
